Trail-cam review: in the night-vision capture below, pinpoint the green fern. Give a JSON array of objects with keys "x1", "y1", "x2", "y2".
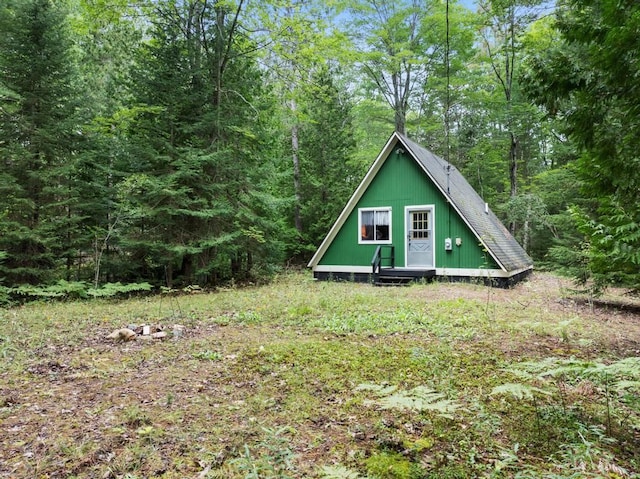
[
  {"x1": 513, "y1": 357, "x2": 591, "y2": 379},
  {"x1": 320, "y1": 465, "x2": 368, "y2": 479},
  {"x1": 490, "y1": 383, "x2": 552, "y2": 401},
  {"x1": 87, "y1": 282, "x2": 152, "y2": 298},
  {"x1": 589, "y1": 357, "x2": 640, "y2": 382},
  {"x1": 356, "y1": 383, "x2": 461, "y2": 419},
  {"x1": 614, "y1": 380, "x2": 640, "y2": 392},
  {"x1": 12, "y1": 281, "x2": 85, "y2": 299},
  {"x1": 512, "y1": 357, "x2": 640, "y2": 387}
]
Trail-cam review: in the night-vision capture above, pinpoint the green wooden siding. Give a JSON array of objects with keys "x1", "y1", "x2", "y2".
[{"x1": 319, "y1": 150, "x2": 499, "y2": 270}]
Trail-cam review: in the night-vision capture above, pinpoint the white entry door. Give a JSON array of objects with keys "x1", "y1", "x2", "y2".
[{"x1": 406, "y1": 207, "x2": 434, "y2": 267}]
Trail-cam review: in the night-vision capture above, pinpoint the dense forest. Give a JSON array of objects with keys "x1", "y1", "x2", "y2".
[{"x1": 0, "y1": 0, "x2": 638, "y2": 294}]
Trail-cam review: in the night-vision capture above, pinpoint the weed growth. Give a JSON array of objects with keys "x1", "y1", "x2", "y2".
[{"x1": 231, "y1": 427, "x2": 298, "y2": 478}]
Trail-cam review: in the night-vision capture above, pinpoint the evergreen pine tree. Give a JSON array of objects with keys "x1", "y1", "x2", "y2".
[
  {"x1": 0, "y1": 0, "x2": 80, "y2": 284},
  {"x1": 298, "y1": 66, "x2": 359, "y2": 255},
  {"x1": 122, "y1": 0, "x2": 283, "y2": 286}
]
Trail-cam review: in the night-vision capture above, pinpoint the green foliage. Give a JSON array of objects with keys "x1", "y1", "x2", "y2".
[
  {"x1": 4, "y1": 280, "x2": 152, "y2": 303},
  {"x1": 502, "y1": 193, "x2": 550, "y2": 254},
  {"x1": 86, "y1": 282, "x2": 153, "y2": 298},
  {"x1": 524, "y1": 0, "x2": 640, "y2": 290},
  {"x1": 0, "y1": 287, "x2": 9, "y2": 306},
  {"x1": 571, "y1": 201, "x2": 640, "y2": 292},
  {"x1": 527, "y1": 166, "x2": 586, "y2": 272},
  {"x1": 356, "y1": 383, "x2": 461, "y2": 419},
  {"x1": 321, "y1": 465, "x2": 369, "y2": 479},
  {"x1": 116, "y1": 0, "x2": 285, "y2": 286},
  {"x1": 296, "y1": 65, "x2": 359, "y2": 257},
  {"x1": 0, "y1": 0, "x2": 287, "y2": 289},
  {"x1": 499, "y1": 356, "x2": 640, "y2": 441},
  {"x1": 475, "y1": 0, "x2": 551, "y2": 203},
  {"x1": 490, "y1": 383, "x2": 551, "y2": 401},
  {"x1": 347, "y1": 0, "x2": 475, "y2": 136},
  {"x1": 459, "y1": 136, "x2": 510, "y2": 208},
  {"x1": 11, "y1": 280, "x2": 89, "y2": 300},
  {"x1": 192, "y1": 350, "x2": 222, "y2": 361},
  {"x1": 231, "y1": 427, "x2": 298, "y2": 479},
  {"x1": 0, "y1": 0, "x2": 82, "y2": 285},
  {"x1": 365, "y1": 451, "x2": 418, "y2": 479}
]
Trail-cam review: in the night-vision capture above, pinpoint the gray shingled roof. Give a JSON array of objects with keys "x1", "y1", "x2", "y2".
[{"x1": 399, "y1": 134, "x2": 533, "y2": 273}]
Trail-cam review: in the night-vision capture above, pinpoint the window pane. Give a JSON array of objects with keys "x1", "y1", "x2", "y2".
[
  {"x1": 360, "y1": 209, "x2": 390, "y2": 242},
  {"x1": 361, "y1": 211, "x2": 374, "y2": 240},
  {"x1": 411, "y1": 211, "x2": 429, "y2": 239},
  {"x1": 375, "y1": 210, "x2": 389, "y2": 226},
  {"x1": 376, "y1": 224, "x2": 389, "y2": 241}
]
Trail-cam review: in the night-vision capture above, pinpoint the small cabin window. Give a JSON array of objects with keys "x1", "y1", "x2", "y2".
[
  {"x1": 359, "y1": 207, "x2": 392, "y2": 244},
  {"x1": 410, "y1": 210, "x2": 430, "y2": 239}
]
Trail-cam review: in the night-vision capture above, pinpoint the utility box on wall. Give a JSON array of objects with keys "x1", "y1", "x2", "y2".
[{"x1": 444, "y1": 237, "x2": 452, "y2": 251}]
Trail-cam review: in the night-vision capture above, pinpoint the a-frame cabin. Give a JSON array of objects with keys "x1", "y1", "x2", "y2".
[{"x1": 307, "y1": 132, "x2": 533, "y2": 286}]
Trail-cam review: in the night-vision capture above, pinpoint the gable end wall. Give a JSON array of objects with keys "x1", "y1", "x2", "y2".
[{"x1": 317, "y1": 150, "x2": 499, "y2": 271}]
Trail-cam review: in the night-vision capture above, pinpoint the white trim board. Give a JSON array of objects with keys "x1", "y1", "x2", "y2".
[
  {"x1": 312, "y1": 265, "x2": 373, "y2": 274},
  {"x1": 404, "y1": 204, "x2": 435, "y2": 268},
  {"x1": 312, "y1": 265, "x2": 532, "y2": 278},
  {"x1": 435, "y1": 266, "x2": 532, "y2": 278}
]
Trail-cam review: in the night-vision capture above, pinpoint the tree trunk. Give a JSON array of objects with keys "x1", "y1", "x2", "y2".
[
  {"x1": 246, "y1": 251, "x2": 253, "y2": 277},
  {"x1": 165, "y1": 263, "x2": 173, "y2": 289},
  {"x1": 509, "y1": 131, "x2": 518, "y2": 233},
  {"x1": 509, "y1": 131, "x2": 518, "y2": 198},
  {"x1": 181, "y1": 254, "x2": 194, "y2": 285},
  {"x1": 291, "y1": 99, "x2": 302, "y2": 233},
  {"x1": 230, "y1": 253, "x2": 241, "y2": 278},
  {"x1": 392, "y1": 72, "x2": 407, "y2": 135},
  {"x1": 394, "y1": 107, "x2": 406, "y2": 135}
]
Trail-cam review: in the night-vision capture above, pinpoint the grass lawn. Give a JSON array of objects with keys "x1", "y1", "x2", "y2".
[{"x1": 0, "y1": 272, "x2": 639, "y2": 478}]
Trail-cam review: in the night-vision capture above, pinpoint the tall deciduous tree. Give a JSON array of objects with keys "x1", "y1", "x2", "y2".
[
  {"x1": 348, "y1": 0, "x2": 450, "y2": 135},
  {"x1": 252, "y1": 0, "x2": 347, "y2": 238},
  {"x1": 477, "y1": 0, "x2": 549, "y2": 207},
  {"x1": 413, "y1": 1, "x2": 476, "y2": 159},
  {"x1": 66, "y1": 0, "x2": 143, "y2": 285}
]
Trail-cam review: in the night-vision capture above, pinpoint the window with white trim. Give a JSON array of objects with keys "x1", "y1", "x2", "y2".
[{"x1": 359, "y1": 207, "x2": 391, "y2": 243}]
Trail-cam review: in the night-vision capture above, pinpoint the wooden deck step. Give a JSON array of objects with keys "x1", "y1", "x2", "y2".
[
  {"x1": 374, "y1": 275, "x2": 413, "y2": 287},
  {"x1": 373, "y1": 268, "x2": 436, "y2": 286}
]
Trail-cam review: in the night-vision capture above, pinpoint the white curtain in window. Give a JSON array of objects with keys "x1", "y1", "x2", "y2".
[{"x1": 375, "y1": 210, "x2": 389, "y2": 226}]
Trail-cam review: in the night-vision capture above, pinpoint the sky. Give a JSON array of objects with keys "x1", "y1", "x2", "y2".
[{"x1": 460, "y1": 0, "x2": 477, "y2": 11}]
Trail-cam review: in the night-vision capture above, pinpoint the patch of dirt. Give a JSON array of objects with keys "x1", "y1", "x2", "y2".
[{"x1": 414, "y1": 272, "x2": 640, "y2": 358}]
